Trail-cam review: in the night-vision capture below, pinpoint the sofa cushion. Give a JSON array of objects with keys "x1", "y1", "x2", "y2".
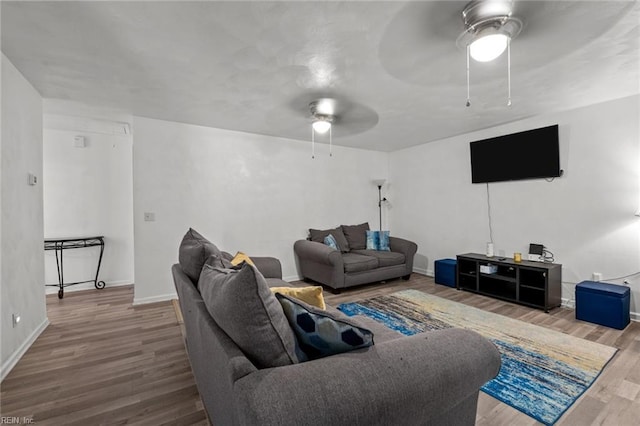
[
  {"x1": 309, "y1": 227, "x2": 350, "y2": 252},
  {"x1": 276, "y1": 293, "x2": 374, "y2": 360},
  {"x1": 341, "y1": 223, "x2": 370, "y2": 250},
  {"x1": 271, "y1": 286, "x2": 326, "y2": 309},
  {"x1": 178, "y1": 228, "x2": 223, "y2": 283},
  {"x1": 351, "y1": 250, "x2": 406, "y2": 268},
  {"x1": 198, "y1": 262, "x2": 306, "y2": 367},
  {"x1": 342, "y1": 252, "x2": 379, "y2": 273}
]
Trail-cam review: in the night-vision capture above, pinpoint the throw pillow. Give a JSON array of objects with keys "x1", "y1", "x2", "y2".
[
  {"x1": 276, "y1": 293, "x2": 374, "y2": 360},
  {"x1": 323, "y1": 234, "x2": 339, "y2": 250},
  {"x1": 309, "y1": 228, "x2": 350, "y2": 252},
  {"x1": 366, "y1": 230, "x2": 391, "y2": 251},
  {"x1": 231, "y1": 251, "x2": 255, "y2": 267},
  {"x1": 270, "y1": 286, "x2": 326, "y2": 310},
  {"x1": 178, "y1": 228, "x2": 223, "y2": 283},
  {"x1": 341, "y1": 223, "x2": 370, "y2": 250},
  {"x1": 198, "y1": 262, "x2": 307, "y2": 367}
]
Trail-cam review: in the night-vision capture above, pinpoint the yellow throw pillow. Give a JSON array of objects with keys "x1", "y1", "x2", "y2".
[
  {"x1": 271, "y1": 286, "x2": 326, "y2": 310},
  {"x1": 231, "y1": 251, "x2": 255, "y2": 267}
]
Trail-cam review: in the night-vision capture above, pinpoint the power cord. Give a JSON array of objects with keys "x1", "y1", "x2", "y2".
[
  {"x1": 542, "y1": 247, "x2": 554, "y2": 263},
  {"x1": 486, "y1": 183, "x2": 494, "y2": 243}
]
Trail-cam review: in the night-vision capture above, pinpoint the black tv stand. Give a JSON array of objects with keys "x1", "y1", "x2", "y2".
[{"x1": 456, "y1": 253, "x2": 562, "y2": 312}]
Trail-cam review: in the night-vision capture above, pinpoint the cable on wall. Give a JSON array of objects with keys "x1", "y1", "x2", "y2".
[
  {"x1": 486, "y1": 183, "x2": 494, "y2": 243},
  {"x1": 602, "y1": 271, "x2": 640, "y2": 282}
]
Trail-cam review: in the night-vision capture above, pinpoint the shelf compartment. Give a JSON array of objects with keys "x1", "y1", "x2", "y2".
[
  {"x1": 519, "y1": 286, "x2": 546, "y2": 307},
  {"x1": 458, "y1": 273, "x2": 477, "y2": 291},
  {"x1": 478, "y1": 276, "x2": 517, "y2": 300},
  {"x1": 458, "y1": 259, "x2": 477, "y2": 276},
  {"x1": 520, "y1": 267, "x2": 547, "y2": 290}
]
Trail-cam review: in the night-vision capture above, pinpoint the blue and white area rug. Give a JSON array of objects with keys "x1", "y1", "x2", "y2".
[{"x1": 338, "y1": 289, "x2": 617, "y2": 425}]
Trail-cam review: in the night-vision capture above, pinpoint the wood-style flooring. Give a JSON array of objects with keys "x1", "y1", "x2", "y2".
[
  {"x1": 0, "y1": 286, "x2": 208, "y2": 425},
  {"x1": 1, "y1": 274, "x2": 639, "y2": 425}
]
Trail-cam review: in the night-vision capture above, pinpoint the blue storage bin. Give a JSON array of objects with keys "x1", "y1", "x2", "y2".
[
  {"x1": 435, "y1": 259, "x2": 457, "y2": 288},
  {"x1": 575, "y1": 281, "x2": 630, "y2": 330}
]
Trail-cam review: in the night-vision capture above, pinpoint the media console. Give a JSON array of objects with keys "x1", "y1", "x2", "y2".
[{"x1": 456, "y1": 253, "x2": 562, "y2": 312}]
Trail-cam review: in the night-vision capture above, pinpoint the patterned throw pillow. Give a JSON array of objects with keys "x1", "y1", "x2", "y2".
[
  {"x1": 323, "y1": 234, "x2": 339, "y2": 250},
  {"x1": 366, "y1": 230, "x2": 391, "y2": 251},
  {"x1": 276, "y1": 293, "x2": 374, "y2": 360}
]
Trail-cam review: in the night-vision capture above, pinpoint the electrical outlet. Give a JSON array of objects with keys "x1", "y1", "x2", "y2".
[
  {"x1": 28, "y1": 173, "x2": 38, "y2": 186},
  {"x1": 12, "y1": 313, "x2": 21, "y2": 328},
  {"x1": 143, "y1": 212, "x2": 155, "y2": 222},
  {"x1": 592, "y1": 272, "x2": 602, "y2": 282}
]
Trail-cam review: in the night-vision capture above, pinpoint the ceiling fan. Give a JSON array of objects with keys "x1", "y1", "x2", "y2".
[{"x1": 287, "y1": 93, "x2": 378, "y2": 158}]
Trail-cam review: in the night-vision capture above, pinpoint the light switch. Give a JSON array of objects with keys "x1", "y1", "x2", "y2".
[{"x1": 144, "y1": 212, "x2": 156, "y2": 222}]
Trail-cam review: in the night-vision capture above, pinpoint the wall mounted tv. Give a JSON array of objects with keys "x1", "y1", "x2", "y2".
[{"x1": 470, "y1": 124, "x2": 561, "y2": 184}]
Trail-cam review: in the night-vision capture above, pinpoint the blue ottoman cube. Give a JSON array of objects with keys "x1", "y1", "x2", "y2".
[
  {"x1": 435, "y1": 259, "x2": 457, "y2": 288},
  {"x1": 575, "y1": 281, "x2": 630, "y2": 330}
]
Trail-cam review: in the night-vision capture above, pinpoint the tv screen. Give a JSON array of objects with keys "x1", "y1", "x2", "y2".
[{"x1": 470, "y1": 124, "x2": 560, "y2": 183}]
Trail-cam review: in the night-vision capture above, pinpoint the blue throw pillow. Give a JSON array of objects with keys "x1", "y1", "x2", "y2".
[
  {"x1": 378, "y1": 230, "x2": 390, "y2": 251},
  {"x1": 366, "y1": 230, "x2": 391, "y2": 251},
  {"x1": 323, "y1": 234, "x2": 339, "y2": 250},
  {"x1": 276, "y1": 293, "x2": 374, "y2": 360}
]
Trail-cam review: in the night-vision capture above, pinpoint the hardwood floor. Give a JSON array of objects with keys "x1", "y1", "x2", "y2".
[
  {"x1": 1, "y1": 275, "x2": 639, "y2": 425},
  {"x1": 0, "y1": 286, "x2": 208, "y2": 425}
]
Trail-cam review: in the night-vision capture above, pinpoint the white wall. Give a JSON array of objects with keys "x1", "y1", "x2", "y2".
[
  {"x1": 390, "y1": 95, "x2": 640, "y2": 317},
  {"x1": 1, "y1": 54, "x2": 47, "y2": 380},
  {"x1": 42, "y1": 107, "x2": 134, "y2": 293},
  {"x1": 132, "y1": 117, "x2": 388, "y2": 304}
]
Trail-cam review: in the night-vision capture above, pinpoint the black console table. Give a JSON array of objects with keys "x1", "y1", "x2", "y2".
[
  {"x1": 44, "y1": 236, "x2": 106, "y2": 299},
  {"x1": 456, "y1": 253, "x2": 562, "y2": 312}
]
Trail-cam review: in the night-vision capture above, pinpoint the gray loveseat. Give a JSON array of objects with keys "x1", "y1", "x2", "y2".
[
  {"x1": 173, "y1": 228, "x2": 501, "y2": 425},
  {"x1": 294, "y1": 222, "x2": 418, "y2": 293}
]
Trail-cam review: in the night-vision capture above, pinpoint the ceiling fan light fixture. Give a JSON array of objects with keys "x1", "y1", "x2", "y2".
[
  {"x1": 312, "y1": 118, "x2": 332, "y2": 134},
  {"x1": 470, "y1": 33, "x2": 509, "y2": 62},
  {"x1": 456, "y1": 0, "x2": 523, "y2": 106}
]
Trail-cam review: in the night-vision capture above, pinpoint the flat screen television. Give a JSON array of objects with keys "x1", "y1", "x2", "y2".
[{"x1": 470, "y1": 124, "x2": 560, "y2": 183}]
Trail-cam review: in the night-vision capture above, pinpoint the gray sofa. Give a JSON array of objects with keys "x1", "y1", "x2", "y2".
[
  {"x1": 294, "y1": 223, "x2": 418, "y2": 293},
  {"x1": 173, "y1": 229, "x2": 501, "y2": 425}
]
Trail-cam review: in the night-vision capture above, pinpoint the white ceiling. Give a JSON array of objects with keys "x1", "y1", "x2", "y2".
[{"x1": 2, "y1": 1, "x2": 639, "y2": 151}]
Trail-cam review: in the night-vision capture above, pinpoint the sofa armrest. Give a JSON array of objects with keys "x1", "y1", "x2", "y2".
[
  {"x1": 390, "y1": 236, "x2": 418, "y2": 273},
  {"x1": 233, "y1": 328, "x2": 500, "y2": 425},
  {"x1": 251, "y1": 257, "x2": 283, "y2": 279},
  {"x1": 293, "y1": 240, "x2": 342, "y2": 266},
  {"x1": 389, "y1": 236, "x2": 417, "y2": 257}
]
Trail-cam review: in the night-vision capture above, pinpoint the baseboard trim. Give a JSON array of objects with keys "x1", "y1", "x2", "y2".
[
  {"x1": 45, "y1": 280, "x2": 133, "y2": 295},
  {"x1": 413, "y1": 267, "x2": 430, "y2": 276},
  {"x1": 132, "y1": 292, "x2": 178, "y2": 306},
  {"x1": 1, "y1": 317, "x2": 50, "y2": 382}
]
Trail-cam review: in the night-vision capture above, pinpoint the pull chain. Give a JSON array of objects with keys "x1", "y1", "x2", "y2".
[
  {"x1": 329, "y1": 126, "x2": 333, "y2": 157},
  {"x1": 507, "y1": 38, "x2": 512, "y2": 106},
  {"x1": 466, "y1": 45, "x2": 471, "y2": 107},
  {"x1": 311, "y1": 127, "x2": 315, "y2": 159}
]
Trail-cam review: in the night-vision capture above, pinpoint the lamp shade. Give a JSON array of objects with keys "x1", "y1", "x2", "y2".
[
  {"x1": 312, "y1": 119, "x2": 331, "y2": 134},
  {"x1": 470, "y1": 33, "x2": 509, "y2": 62}
]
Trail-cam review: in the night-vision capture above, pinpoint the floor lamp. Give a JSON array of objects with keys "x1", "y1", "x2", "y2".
[{"x1": 372, "y1": 179, "x2": 387, "y2": 231}]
